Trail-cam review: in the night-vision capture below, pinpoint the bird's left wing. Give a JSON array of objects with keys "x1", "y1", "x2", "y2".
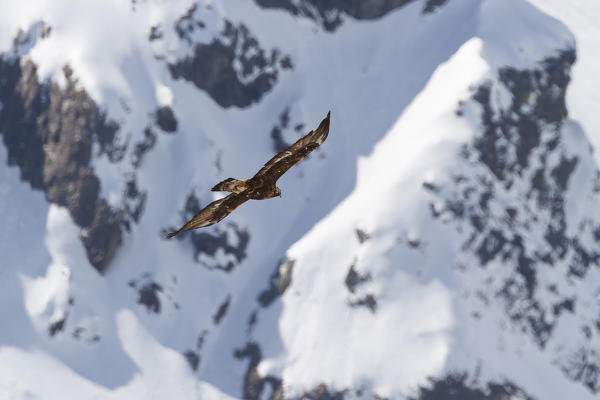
[
  {"x1": 254, "y1": 111, "x2": 330, "y2": 182},
  {"x1": 167, "y1": 193, "x2": 248, "y2": 238}
]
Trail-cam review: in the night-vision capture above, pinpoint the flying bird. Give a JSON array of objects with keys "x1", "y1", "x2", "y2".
[{"x1": 167, "y1": 111, "x2": 331, "y2": 238}]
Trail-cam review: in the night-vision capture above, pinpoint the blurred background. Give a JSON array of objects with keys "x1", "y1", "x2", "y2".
[{"x1": 0, "y1": 0, "x2": 599, "y2": 399}]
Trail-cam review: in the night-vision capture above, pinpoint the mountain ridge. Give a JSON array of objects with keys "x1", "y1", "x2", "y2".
[{"x1": 1, "y1": 0, "x2": 599, "y2": 399}]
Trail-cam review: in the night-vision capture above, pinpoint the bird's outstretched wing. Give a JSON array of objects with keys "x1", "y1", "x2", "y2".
[
  {"x1": 254, "y1": 111, "x2": 330, "y2": 182},
  {"x1": 167, "y1": 193, "x2": 248, "y2": 238}
]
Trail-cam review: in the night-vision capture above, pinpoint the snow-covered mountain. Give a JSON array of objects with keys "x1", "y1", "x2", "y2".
[{"x1": 1, "y1": 0, "x2": 599, "y2": 398}]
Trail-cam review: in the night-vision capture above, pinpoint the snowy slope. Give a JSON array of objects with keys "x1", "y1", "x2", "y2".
[
  {"x1": 0, "y1": 0, "x2": 599, "y2": 399},
  {"x1": 526, "y1": 0, "x2": 600, "y2": 162}
]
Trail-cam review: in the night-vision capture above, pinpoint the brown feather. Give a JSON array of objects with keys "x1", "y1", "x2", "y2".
[
  {"x1": 211, "y1": 178, "x2": 248, "y2": 193},
  {"x1": 254, "y1": 111, "x2": 330, "y2": 182},
  {"x1": 168, "y1": 111, "x2": 330, "y2": 236},
  {"x1": 167, "y1": 193, "x2": 248, "y2": 238}
]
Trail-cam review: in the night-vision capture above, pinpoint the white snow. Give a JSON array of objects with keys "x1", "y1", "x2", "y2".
[
  {"x1": 526, "y1": 0, "x2": 600, "y2": 163},
  {"x1": 1, "y1": 0, "x2": 599, "y2": 398}
]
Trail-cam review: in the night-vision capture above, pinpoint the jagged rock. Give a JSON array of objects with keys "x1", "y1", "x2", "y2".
[
  {"x1": 122, "y1": 175, "x2": 147, "y2": 227},
  {"x1": 234, "y1": 342, "x2": 283, "y2": 400},
  {"x1": 183, "y1": 350, "x2": 200, "y2": 371},
  {"x1": 213, "y1": 294, "x2": 231, "y2": 324},
  {"x1": 175, "y1": 3, "x2": 205, "y2": 43},
  {"x1": 148, "y1": 25, "x2": 163, "y2": 41},
  {"x1": 169, "y1": 20, "x2": 290, "y2": 108},
  {"x1": 355, "y1": 228, "x2": 370, "y2": 244},
  {"x1": 0, "y1": 56, "x2": 123, "y2": 273},
  {"x1": 410, "y1": 372, "x2": 534, "y2": 400},
  {"x1": 81, "y1": 201, "x2": 122, "y2": 273},
  {"x1": 423, "y1": 0, "x2": 449, "y2": 14},
  {"x1": 128, "y1": 278, "x2": 163, "y2": 314},
  {"x1": 257, "y1": 258, "x2": 295, "y2": 307},
  {"x1": 253, "y1": 0, "x2": 447, "y2": 31},
  {"x1": 561, "y1": 347, "x2": 600, "y2": 393},
  {"x1": 132, "y1": 127, "x2": 157, "y2": 168},
  {"x1": 48, "y1": 314, "x2": 67, "y2": 337},
  {"x1": 348, "y1": 294, "x2": 377, "y2": 313},
  {"x1": 271, "y1": 108, "x2": 291, "y2": 153},
  {"x1": 425, "y1": 48, "x2": 600, "y2": 392},
  {"x1": 190, "y1": 222, "x2": 250, "y2": 272},
  {"x1": 299, "y1": 384, "x2": 346, "y2": 400},
  {"x1": 344, "y1": 262, "x2": 371, "y2": 293},
  {"x1": 155, "y1": 106, "x2": 177, "y2": 133}
]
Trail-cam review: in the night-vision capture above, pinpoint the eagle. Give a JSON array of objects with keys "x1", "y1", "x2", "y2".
[{"x1": 167, "y1": 111, "x2": 330, "y2": 238}]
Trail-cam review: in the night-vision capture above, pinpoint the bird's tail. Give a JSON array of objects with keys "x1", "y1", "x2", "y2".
[{"x1": 211, "y1": 178, "x2": 248, "y2": 193}]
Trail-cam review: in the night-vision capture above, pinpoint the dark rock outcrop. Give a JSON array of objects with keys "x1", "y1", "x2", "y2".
[
  {"x1": 562, "y1": 347, "x2": 600, "y2": 392},
  {"x1": 344, "y1": 261, "x2": 371, "y2": 293},
  {"x1": 169, "y1": 17, "x2": 291, "y2": 108},
  {"x1": 299, "y1": 384, "x2": 346, "y2": 400},
  {"x1": 0, "y1": 56, "x2": 123, "y2": 273},
  {"x1": 411, "y1": 372, "x2": 534, "y2": 400},
  {"x1": 190, "y1": 223, "x2": 250, "y2": 271},
  {"x1": 81, "y1": 201, "x2": 123, "y2": 272},
  {"x1": 257, "y1": 258, "x2": 295, "y2": 307},
  {"x1": 234, "y1": 342, "x2": 283, "y2": 400},
  {"x1": 122, "y1": 175, "x2": 147, "y2": 228},
  {"x1": 355, "y1": 228, "x2": 370, "y2": 244},
  {"x1": 155, "y1": 105, "x2": 177, "y2": 133},
  {"x1": 131, "y1": 127, "x2": 157, "y2": 168},
  {"x1": 271, "y1": 108, "x2": 292, "y2": 153},
  {"x1": 348, "y1": 294, "x2": 377, "y2": 313},
  {"x1": 253, "y1": 0, "x2": 448, "y2": 31},
  {"x1": 48, "y1": 313, "x2": 67, "y2": 337},
  {"x1": 213, "y1": 294, "x2": 231, "y2": 324},
  {"x1": 426, "y1": 48, "x2": 600, "y2": 393},
  {"x1": 427, "y1": 49, "x2": 582, "y2": 346},
  {"x1": 183, "y1": 350, "x2": 200, "y2": 371},
  {"x1": 128, "y1": 278, "x2": 163, "y2": 314}
]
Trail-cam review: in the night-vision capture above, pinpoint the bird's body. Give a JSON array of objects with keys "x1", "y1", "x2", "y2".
[{"x1": 167, "y1": 111, "x2": 330, "y2": 238}]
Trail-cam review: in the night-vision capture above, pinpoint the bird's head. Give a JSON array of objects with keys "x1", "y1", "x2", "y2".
[{"x1": 275, "y1": 186, "x2": 282, "y2": 198}]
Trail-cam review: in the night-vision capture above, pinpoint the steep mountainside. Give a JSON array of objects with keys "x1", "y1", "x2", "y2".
[{"x1": 0, "y1": 0, "x2": 599, "y2": 399}]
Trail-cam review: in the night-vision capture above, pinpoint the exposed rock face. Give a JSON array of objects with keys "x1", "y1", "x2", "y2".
[
  {"x1": 0, "y1": 57, "x2": 123, "y2": 273},
  {"x1": 155, "y1": 105, "x2": 177, "y2": 133},
  {"x1": 212, "y1": 294, "x2": 231, "y2": 324},
  {"x1": 271, "y1": 108, "x2": 292, "y2": 153},
  {"x1": 190, "y1": 223, "x2": 250, "y2": 271},
  {"x1": 233, "y1": 369, "x2": 531, "y2": 400},
  {"x1": 131, "y1": 127, "x2": 157, "y2": 168},
  {"x1": 135, "y1": 281, "x2": 163, "y2": 314},
  {"x1": 410, "y1": 372, "x2": 534, "y2": 400},
  {"x1": 81, "y1": 200, "x2": 123, "y2": 272},
  {"x1": 122, "y1": 175, "x2": 147, "y2": 228},
  {"x1": 183, "y1": 350, "x2": 200, "y2": 371},
  {"x1": 344, "y1": 261, "x2": 371, "y2": 293},
  {"x1": 169, "y1": 11, "x2": 292, "y2": 108},
  {"x1": 257, "y1": 258, "x2": 295, "y2": 307},
  {"x1": 298, "y1": 386, "x2": 346, "y2": 400},
  {"x1": 234, "y1": 342, "x2": 283, "y2": 400},
  {"x1": 253, "y1": 0, "x2": 448, "y2": 31},
  {"x1": 174, "y1": 3, "x2": 205, "y2": 43},
  {"x1": 425, "y1": 48, "x2": 600, "y2": 393}
]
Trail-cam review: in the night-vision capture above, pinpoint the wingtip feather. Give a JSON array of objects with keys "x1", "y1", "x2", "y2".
[{"x1": 318, "y1": 110, "x2": 330, "y2": 134}]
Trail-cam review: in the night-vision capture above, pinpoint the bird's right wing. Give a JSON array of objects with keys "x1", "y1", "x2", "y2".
[{"x1": 167, "y1": 193, "x2": 248, "y2": 238}]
